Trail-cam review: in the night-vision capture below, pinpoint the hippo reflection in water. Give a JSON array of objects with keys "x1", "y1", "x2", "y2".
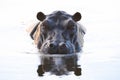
[{"x1": 30, "y1": 11, "x2": 86, "y2": 76}]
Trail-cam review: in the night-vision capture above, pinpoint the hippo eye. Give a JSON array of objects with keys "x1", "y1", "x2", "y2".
[
  {"x1": 67, "y1": 24, "x2": 76, "y2": 34},
  {"x1": 67, "y1": 21, "x2": 77, "y2": 39},
  {"x1": 67, "y1": 20, "x2": 76, "y2": 31},
  {"x1": 42, "y1": 21, "x2": 49, "y2": 30},
  {"x1": 67, "y1": 25, "x2": 75, "y2": 30}
]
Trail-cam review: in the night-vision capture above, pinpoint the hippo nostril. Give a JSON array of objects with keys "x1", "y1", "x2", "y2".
[
  {"x1": 48, "y1": 43, "x2": 57, "y2": 54},
  {"x1": 49, "y1": 43, "x2": 55, "y2": 48},
  {"x1": 59, "y1": 42, "x2": 68, "y2": 54},
  {"x1": 59, "y1": 43, "x2": 67, "y2": 49}
]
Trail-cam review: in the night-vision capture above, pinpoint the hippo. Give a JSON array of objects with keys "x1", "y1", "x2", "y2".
[{"x1": 30, "y1": 11, "x2": 86, "y2": 76}]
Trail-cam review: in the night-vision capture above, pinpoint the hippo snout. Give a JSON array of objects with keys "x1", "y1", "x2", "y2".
[{"x1": 46, "y1": 41, "x2": 74, "y2": 54}]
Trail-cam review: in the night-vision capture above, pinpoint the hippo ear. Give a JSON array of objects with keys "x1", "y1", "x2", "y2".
[
  {"x1": 37, "y1": 12, "x2": 46, "y2": 21},
  {"x1": 72, "y1": 12, "x2": 82, "y2": 22}
]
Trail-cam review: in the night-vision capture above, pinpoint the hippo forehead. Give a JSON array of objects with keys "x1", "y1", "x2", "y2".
[
  {"x1": 42, "y1": 11, "x2": 76, "y2": 29},
  {"x1": 48, "y1": 11, "x2": 71, "y2": 21}
]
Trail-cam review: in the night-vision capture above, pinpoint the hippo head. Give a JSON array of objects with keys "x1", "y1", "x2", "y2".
[
  {"x1": 30, "y1": 11, "x2": 85, "y2": 76},
  {"x1": 31, "y1": 11, "x2": 85, "y2": 54}
]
